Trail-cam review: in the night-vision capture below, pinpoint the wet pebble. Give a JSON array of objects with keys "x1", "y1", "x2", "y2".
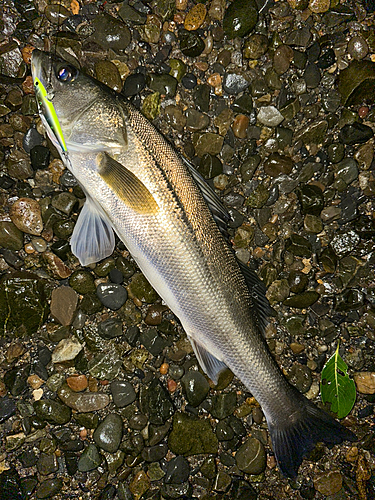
[
  {"x1": 93, "y1": 413, "x2": 123, "y2": 453},
  {"x1": 66, "y1": 374, "x2": 88, "y2": 392},
  {"x1": 123, "y1": 73, "x2": 146, "y2": 97},
  {"x1": 36, "y1": 478, "x2": 63, "y2": 499},
  {"x1": 347, "y1": 36, "x2": 369, "y2": 60},
  {"x1": 211, "y1": 392, "x2": 236, "y2": 419},
  {"x1": 184, "y1": 3, "x2": 206, "y2": 31},
  {"x1": 223, "y1": 0, "x2": 258, "y2": 38},
  {"x1": 164, "y1": 455, "x2": 190, "y2": 484},
  {"x1": 10, "y1": 198, "x2": 43, "y2": 235},
  {"x1": 168, "y1": 412, "x2": 218, "y2": 455},
  {"x1": 257, "y1": 106, "x2": 284, "y2": 127},
  {"x1": 97, "y1": 283, "x2": 127, "y2": 310},
  {"x1": 95, "y1": 60, "x2": 122, "y2": 92},
  {"x1": 179, "y1": 29, "x2": 205, "y2": 57},
  {"x1": 0, "y1": 221, "x2": 23, "y2": 251},
  {"x1": 91, "y1": 14, "x2": 131, "y2": 51},
  {"x1": 50, "y1": 286, "x2": 78, "y2": 326},
  {"x1": 339, "y1": 122, "x2": 374, "y2": 145},
  {"x1": 288, "y1": 364, "x2": 312, "y2": 393},
  {"x1": 353, "y1": 372, "x2": 375, "y2": 394},
  {"x1": 235, "y1": 437, "x2": 266, "y2": 474},
  {"x1": 0, "y1": 396, "x2": 17, "y2": 423},
  {"x1": 111, "y1": 380, "x2": 137, "y2": 407},
  {"x1": 23, "y1": 125, "x2": 44, "y2": 153},
  {"x1": 30, "y1": 145, "x2": 50, "y2": 170},
  {"x1": 223, "y1": 73, "x2": 251, "y2": 95},
  {"x1": 98, "y1": 317, "x2": 123, "y2": 339},
  {"x1": 57, "y1": 383, "x2": 110, "y2": 412},
  {"x1": 313, "y1": 470, "x2": 342, "y2": 495},
  {"x1": 264, "y1": 153, "x2": 293, "y2": 177},
  {"x1": 51, "y1": 337, "x2": 83, "y2": 363},
  {"x1": 78, "y1": 444, "x2": 102, "y2": 472},
  {"x1": 181, "y1": 371, "x2": 210, "y2": 407},
  {"x1": 141, "y1": 442, "x2": 168, "y2": 462},
  {"x1": 127, "y1": 273, "x2": 158, "y2": 303},
  {"x1": 33, "y1": 399, "x2": 71, "y2": 425}
]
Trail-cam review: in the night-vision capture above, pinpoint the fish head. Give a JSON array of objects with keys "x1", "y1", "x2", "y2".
[{"x1": 31, "y1": 49, "x2": 127, "y2": 155}]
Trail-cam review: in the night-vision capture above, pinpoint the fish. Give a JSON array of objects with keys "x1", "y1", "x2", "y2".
[{"x1": 31, "y1": 50, "x2": 356, "y2": 478}]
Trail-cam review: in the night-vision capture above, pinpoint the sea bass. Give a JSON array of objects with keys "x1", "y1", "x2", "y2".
[{"x1": 31, "y1": 50, "x2": 356, "y2": 477}]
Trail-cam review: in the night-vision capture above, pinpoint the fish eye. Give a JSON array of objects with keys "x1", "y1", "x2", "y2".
[{"x1": 56, "y1": 65, "x2": 78, "y2": 83}]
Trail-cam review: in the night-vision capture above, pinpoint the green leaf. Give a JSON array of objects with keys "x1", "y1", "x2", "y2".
[{"x1": 320, "y1": 342, "x2": 356, "y2": 418}]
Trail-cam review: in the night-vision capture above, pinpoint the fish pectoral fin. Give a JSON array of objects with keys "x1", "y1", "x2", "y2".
[
  {"x1": 97, "y1": 151, "x2": 159, "y2": 215},
  {"x1": 189, "y1": 337, "x2": 228, "y2": 385},
  {"x1": 70, "y1": 194, "x2": 115, "y2": 266}
]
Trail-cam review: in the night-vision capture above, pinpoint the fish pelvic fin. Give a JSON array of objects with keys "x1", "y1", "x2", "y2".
[{"x1": 267, "y1": 390, "x2": 357, "y2": 478}]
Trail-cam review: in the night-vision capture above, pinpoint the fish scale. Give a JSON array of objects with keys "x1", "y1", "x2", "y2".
[{"x1": 31, "y1": 49, "x2": 356, "y2": 478}]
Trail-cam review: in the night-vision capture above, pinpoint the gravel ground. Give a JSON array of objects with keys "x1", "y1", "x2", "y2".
[{"x1": 1, "y1": 0, "x2": 375, "y2": 499}]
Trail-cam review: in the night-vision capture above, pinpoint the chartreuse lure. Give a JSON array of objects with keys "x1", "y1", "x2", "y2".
[{"x1": 34, "y1": 76, "x2": 67, "y2": 152}]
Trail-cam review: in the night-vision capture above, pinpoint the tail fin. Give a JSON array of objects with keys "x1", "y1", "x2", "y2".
[{"x1": 268, "y1": 393, "x2": 357, "y2": 478}]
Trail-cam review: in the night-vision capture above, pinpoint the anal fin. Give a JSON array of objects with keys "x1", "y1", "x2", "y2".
[
  {"x1": 189, "y1": 336, "x2": 227, "y2": 385},
  {"x1": 70, "y1": 194, "x2": 115, "y2": 266}
]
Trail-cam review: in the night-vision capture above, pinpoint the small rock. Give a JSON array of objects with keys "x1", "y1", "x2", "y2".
[
  {"x1": 164, "y1": 455, "x2": 190, "y2": 484},
  {"x1": 0, "y1": 221, "x2": 23, "y2": 251},
  {"x1": 58, "y1": 383, "x2": 110, "y2": 412},
  {"x1": 96, "y1": 283, "x2": 127, "y2": 310},
  {"x1": 34, "y1": 399, "x2": 71, "y2": 425},
  {"x1": 36, "y1": 478, "x2": 63, "y2": 499},
  {"x1": 93, "y1": 413, "x2": 123, "y2": 453},
  {"x1": 235, "y1": 437, "x2": 266, "y2": 474},
  {"x1": 10, "y1": 198, "x2": 43, "y2": 235},
  {"x1": 314, "y1": 470, "x2": 343, "y2": 496},
  {"x1": 184, "y1": 3, "x2": 206, "y2": 31},
  {"x1": 50, "y1": 286, "x2": 78, "y2": 326},
  {"x1": 257, "y1": 106, "x2": 284, "y2": 127},
  {"x1": 354, "y1": 372, "x2": 375, "y2": 394},
  {"x1": 78, "y1": 444, "x2": 102, "y2": 472},
  {"x1": 168, "y1": 412, "x2": 218, "y2": 455},
  {"x1": 66, "y1": 374, "x2": 88, "y2": 392},
  {"x1": 181, "y1": 371, "x2": 210, "y2": 407},
  {"x1": 264, "y1": 153, "x2": 293, "y2": 177},
  {"x1": 222, "y1": 73, "x2": 251, "y2": 95},
  {"x1": 111, "y1": 380, "x2": 137, "y2": 407},
  {"x1": 339, "y1": 122, "x2": 374, "y2": 145},
  {"x1": 223, "y1": 0, "x2": 258, "y2": 38},
  {"x1": 52, "y1": 337, "x2": 83, "y2": 363}
]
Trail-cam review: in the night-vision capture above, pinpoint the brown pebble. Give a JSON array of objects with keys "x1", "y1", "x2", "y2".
[
  {"x1": 267, "y1": 455, "x2": 277, "y2": 469},
  {"x1": 66, "y1": 374, "x2": 88, "y2": 392},
  {"x1": 22, "y1": 45, "x2": 34, "y2": 65},
  {"x1": 50, "y1": 286, "x2": 78, "y2": 326},
  {"x1": 100, "y1": 380, "x2": 109, "y2": 386},
  {"x1": 80, "y1": 428, "x2": 88, "y2": 439},
  {"x1": 22, "y1": 75, "x2": 34, "y2": 95},
  {"x1": 184, "y1": 3, "x2": 206, "y2": 31},
  {"x1": 358, "y1": 106, "x2": 369, "y2": 119},
  {"x1": 24, "y1": 243, "x2": 35, "y2": 254},
  {"x1": 176, "y1": 0, "x2": 188, "y2": 11},
  {"x1": 160, "y1": 363, "x2": 169, "y2": 375},
  {"x1": 167, "y1": 379, "x2": 177, "y2": 393},
  {"x1": 145, "y1": 304, "x2": 167, "y2": 326},
  {"x1": 207, "y1": 72, "x2": 222, "y2": 88},
  {"x1": 10, "y1": 198, "x2": 43, "y2": 235},
  {"x1": 49, "y1": 159, "x2": 65, "y2": 184},
  {"x1": 354, "y1": 372, "x2": 375, "y2": 394},
  {"x1": 6, "y1": 341, "x2": 26, "y2": 363},
  {"x1": 27, "y1": 375, "x2": 44, "y2": 389},
  {"x1": 43, "y1": 251, "x2": 72, "y2": 279},
  {"x1": 88, "y1": 376, "x2": 98, "y2": 392},
  {"x1": 290, "y1": 342, "x2": 305, "y2": 354},
  {"x1": 0, "y1": 381, "x2": 7, "y2": 397},
  {"x1": 232, "y1": 114, "x2": 249, "y2": 139},
  {"x1": 346, "y1": 446, "x2": 358, "y2": 463}
]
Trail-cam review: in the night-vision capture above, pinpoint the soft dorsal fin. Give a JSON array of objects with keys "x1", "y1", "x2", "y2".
[
  {"x1": 97, "y1": 152, "x2": 159, "y2": 215},
  {"x1": 70, "y1": 193, "x2": 115, "y2": 266},
  {"x1": 188, "y1": 336, "x2": 228, "y2": 385},
  {"x1": 180, "y1": 155, "x2": 231, "y2": 238}
]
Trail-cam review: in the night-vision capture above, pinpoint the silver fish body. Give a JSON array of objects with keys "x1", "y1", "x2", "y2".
[{"x1": 31, "y1": 50, "x2": 356, "y2": 477}]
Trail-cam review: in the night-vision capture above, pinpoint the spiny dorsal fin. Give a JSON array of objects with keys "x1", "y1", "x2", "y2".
[
  {"x1": 180, "y1": 154, "x2": 231, "y2": 238},
  {"x1": 97, "y1": 151, "x2": 159, "y2": 215}
]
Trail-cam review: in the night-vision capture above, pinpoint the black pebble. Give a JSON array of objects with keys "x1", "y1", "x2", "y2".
[
  {"x1": 30, "y1": 145, "x2": 50, "y2": 170},
  {"x1": 182, "y1": 73, "x2": 197, "y2": 89}
]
